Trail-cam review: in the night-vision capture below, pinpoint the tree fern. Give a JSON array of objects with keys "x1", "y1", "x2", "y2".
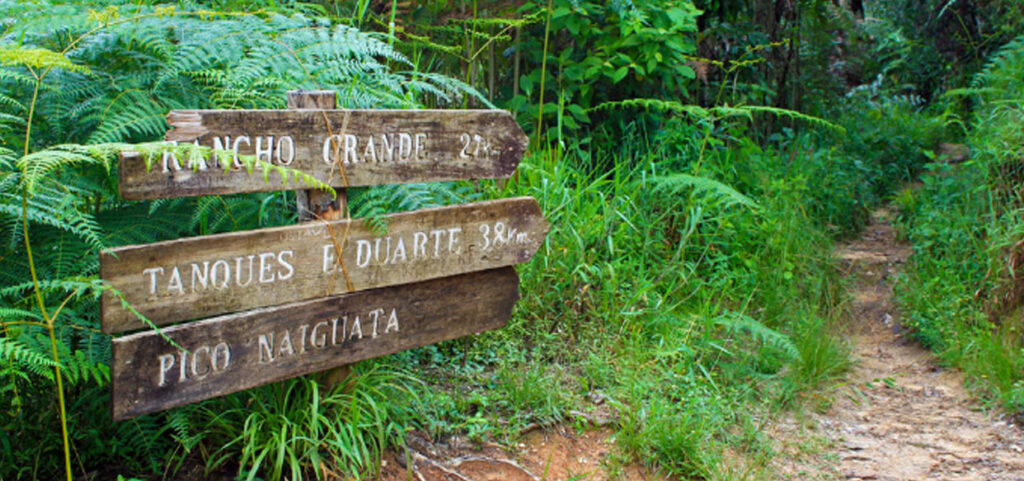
[{"x1": 0, "y1": 3, "x2": 497, "y2": 478}]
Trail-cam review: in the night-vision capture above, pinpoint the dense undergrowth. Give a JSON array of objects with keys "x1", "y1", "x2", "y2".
[
  {"x1": 894, "y1": 35, "x2": 1024, "y2": 414},
  {"x1": 0, "y1": 0, "x2": 1017, "y2": 480}
]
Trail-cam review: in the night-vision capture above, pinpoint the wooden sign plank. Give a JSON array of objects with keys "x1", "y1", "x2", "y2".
[
  {"x1": 119, "y1": 109, "x2": 528, "y2": 200},
  {"x1": 100, "y1": 197, "x2": 548, "y2": 333},
  {"x1": 110, "y1": 268, "x2": 519, "y2": 420}
]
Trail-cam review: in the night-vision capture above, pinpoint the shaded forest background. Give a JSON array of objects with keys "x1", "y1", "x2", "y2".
[{"x1": 2, "y1": 0, "x2": 1024, "y2": 479}]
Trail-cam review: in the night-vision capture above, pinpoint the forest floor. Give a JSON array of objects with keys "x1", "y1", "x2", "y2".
[
  {"x1": 375, "y1": 208, "x2": 1024, "y2": 481},
  {"x1": 376, "y1": 426, "x2": 667, "y2": 481},
  {"x1": 770, "y1": 207, "x2": 1024, "y2": 481}
]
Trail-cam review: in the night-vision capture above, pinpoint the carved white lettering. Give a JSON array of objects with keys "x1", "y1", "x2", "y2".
[
  {"x1": 385, "y1": 308, "x2": 399, "y2": 333},
  {"x1": 247, "y1": 307, "x2": 400, "y2": 366},
  {"x1": 168, "y1": 267, "x2": 184, "y2": 295},
  {"x1": 158, "y1": 354, "x2": 175, "y2": 387},
  {"x1": 190, "y1": 261, "x2": 210, "y2": 293},
  {"x1": 320, "y1": 132, "x2": 430, "y2": 165},
  {"x1": 448, "y1": 227, "x2": 462, "y2": 254},
  {"x1": 212, "y1": 136, "x2": 231, "y2": 168},
  {"x1": 415, "y1": 133, "x2": 427, "y2": 160},
  {"x1": 258, "y1": 333, "x2": 274, "y2": 364},
  {"x1": 322, "y1": 244, "x2": 337, "y2": 273},
  {"x1": 190, "y1": 345, "x2": 211, "y2": 379},
  {"x1": 235, "y1": 255, "x2": 255, "y2": 287},
  {"x1": 380, "y1": 134, "x2": 394, "y2": 162},
  {"x1": 255, "y1": 136, "x2": 274, "y2": 163},
  {"x1": 311, "y1": 321, "x2": 329, "y2": 349},
  {"x1": 278, "y1": 330, "x2": 294, "y2": 357},
  {"x1": 297, "y1": 324, "x2": 308, "y2": 354},
  {"x1": 363, "y1": 135, "x2": 377, "y2": 162},
  {"x1": 356, "y1": 240, "x2": 372, "y2": 268},
  {"x1": 330, "y1": 317, "x2": 340, "y2": 345},
  {"x1": 344, "y1": 134, "x2": 358, "y2": 164},
  {"x1": 211, "y1": 260, "x2": 230, "y2": 289},
  {"x1": 322, "y1": 134, "x2": 342, "y2": 164},
  {"x1": 374, "y1": 237, "x2": 386, "y2": 264},
  {"x1": 212, "y1": 342, "x2": 230, "y2": 371},
  {"x1": 143, "y1": 267, "x2": 164, "y2": 295},
  {"x1": 349, "y1": 315, "x2": 363, "y2": 340},
  {"x1": 258, "y1": 252, "x2": 276, "y2": 283},
  {"x1": 369, "y1": 308, "x2": 382, "y2": 338},
  {"x1": 178, "y1": 350, "x2": 187, "y2": 382},
  {"x1": 392, "y1": 237, "x2": 407, "y2": 263},
  {"x1": 431, "y1": 230, "x2": 444, "y2": 258},
  {"x1": 233, "y1": 136, "x2": 251, "y2": 168},
  {"x1": 277, "y1": 250, "x2": 294, "y2": 280},
  {"x1": 187, "y1": 139, "x2": 208, "y2": 170},
  {"x1": 413, "y1": 232, "x2": 428, "y2": 258},
  {"x1": 161, "y1": 141, "x2": 181, "y2": 172},
  {"x1": 398, "y1": 133, "x2": 412, "y2": 161},
  {"x1": 276, "y1": 136, "x2": 295, "y2": 165}
]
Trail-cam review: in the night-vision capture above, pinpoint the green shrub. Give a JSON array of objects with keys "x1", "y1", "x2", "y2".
[{"x1": 894, "y1": 34, "x2": 1024, "y2": 413}]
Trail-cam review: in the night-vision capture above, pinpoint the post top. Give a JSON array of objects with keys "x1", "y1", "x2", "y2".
[{"x1": 286, "y1": 90, "x2": 337, "y2": 109}]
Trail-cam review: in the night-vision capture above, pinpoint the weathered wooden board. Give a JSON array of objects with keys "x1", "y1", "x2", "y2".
[
  {"x1": 118, "y1": 109, "x2": 528, "y2": 199},
  {"x1": 100, "y1": 197, "x2": 548, "y2": 333},
  {"x1": 110, "y1": 268, "x2": 519, "y2": 420}
]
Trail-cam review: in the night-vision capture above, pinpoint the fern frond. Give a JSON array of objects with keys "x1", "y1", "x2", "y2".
[
  {"x1": 712, "y1": 311, "x2": 799, "y2": 360},
  {"x1": 0, "y1": 277, "x2": 102, "y2": 301},
  {"x1": 0, "y1": 46, "x2": 90, "y2": 74},
  {"x1": 16, "y1": 144, "x2": 115, "y2": 194},
  {"x1": 647, "y1": 173, "x2": 759, "y2": 211},
  {"x1": 0, "y1": 337, "x2": 58, "y2": 379},
  {"x1": 735, "y1": 106, "x2": 845, "y2": 133},
  {"x1": 86, "y1": 91, "x2": 171, "y2": 144},
  {"x1": 971, "y1": 33, "x2": 1024, "y2": 91},
  {"x1": 587, "y1": 98, "x2": 845, "y2": 133},
  {"x1": 0, "y1": 308, "x2": 42, "y2": 321}
]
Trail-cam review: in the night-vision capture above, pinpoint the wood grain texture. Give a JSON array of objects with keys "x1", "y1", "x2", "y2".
[
  {"x1": 118, "y1": 109, "x2": 528, "y2": 199},
  {"x1": 110, "y1": 268, "x2": 520, "y2": 420},
  {"x1": 100, "y1": 197, "x2": 548, "y2": 333}
]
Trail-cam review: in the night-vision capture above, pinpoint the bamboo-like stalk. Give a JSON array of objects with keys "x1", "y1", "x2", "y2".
[
  {"x1": 513, "y1": 26, "x2": 521, "y2": 98},
  {"x1": 535, "y1": 0, "x2": 554, "y2": 150}
]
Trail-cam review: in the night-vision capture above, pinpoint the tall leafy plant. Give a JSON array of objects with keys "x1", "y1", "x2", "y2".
[
  {"x1": 0, "y1": 4, "x2": 480, "y2": 479},
  {"x1": 507, "y1": 0, "x2": 701, "y2": 146}
]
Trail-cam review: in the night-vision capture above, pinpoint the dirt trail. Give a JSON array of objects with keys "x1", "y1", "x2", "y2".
[
  {"x1": 773, "y1": 208, "x2": 1024, "y2": 481},
  {"x1": 377, "y1": 208, "x2": 1024, "y2": 481}
]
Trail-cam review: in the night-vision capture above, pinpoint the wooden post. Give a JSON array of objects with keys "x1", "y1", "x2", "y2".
[
  {"x1": 287, "y1": 90, "x2": 350, "y2": 387},
  {"x1": 288, "y1": 90, "x2": 346, "y2": 221}
]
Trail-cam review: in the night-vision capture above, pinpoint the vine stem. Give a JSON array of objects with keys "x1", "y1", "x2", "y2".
[
  {"x1": 21, "y1": 70, "x2": 73, "y2": 481},
  {"x1": 534, "y1": 0, "x2": 553, "y2": 150}
]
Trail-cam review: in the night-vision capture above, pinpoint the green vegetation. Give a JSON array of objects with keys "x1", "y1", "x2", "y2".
[
  {"x1": 894, "y1": 34, "x2": 1024, "y2": 413},
  {"x1": 1, "y1": 0, "x2": 1023, "y2": 480}
]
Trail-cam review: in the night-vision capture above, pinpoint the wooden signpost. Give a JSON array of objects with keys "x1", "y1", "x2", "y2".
[
  {"x1": 119, "y1": 109, "x2": 527, "y2": 200},
  {"x1": 100, "y1": 197, "x2": 548, "y2": 332},
  {"x1": 105, "y1": 91, "x2": 545, "y2": 420},
  {"x1": 111, "y1": 268, "x2": 519, "y2": 420}
]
